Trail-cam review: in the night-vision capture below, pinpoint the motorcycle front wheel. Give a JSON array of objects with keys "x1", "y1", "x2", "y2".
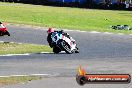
[
  {"x1": 4, "y1": 31, "x2": 10, "y2": 36},
  {"x1": 75, "y1": 47, "x2": 79, "y2": 53}
]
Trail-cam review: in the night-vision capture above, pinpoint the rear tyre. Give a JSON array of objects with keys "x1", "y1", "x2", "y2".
[
  {"x1": 53, "y1": 46, "x2": 61, "y2": 54},
  {"x1": 0, "y1": 31, "x2": 3, "y2": 36}
]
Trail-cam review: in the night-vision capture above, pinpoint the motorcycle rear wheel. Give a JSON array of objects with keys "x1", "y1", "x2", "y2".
[{"x1": 53, "y1": 46, "x2": 61, "y2": 54}]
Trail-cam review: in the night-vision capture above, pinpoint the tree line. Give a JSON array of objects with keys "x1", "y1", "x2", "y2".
[{"x1": 0, "y1": 0, "x2": 131, "y2": 10}]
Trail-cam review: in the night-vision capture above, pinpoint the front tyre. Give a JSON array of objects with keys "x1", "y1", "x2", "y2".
[
  {"x1": 4, "y1": 31, "x2": 10, "y2": 36},
  {"x1": 75, "y1": 47, "x2": 79, "y2": 53}
]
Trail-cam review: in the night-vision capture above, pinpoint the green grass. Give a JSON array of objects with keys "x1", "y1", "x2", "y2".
[
  {"x1": 0, "y1": 42, "x2": 52, "y2": 55},
  {"x1": 0, "y1": 2, "x2": 132, "y2": 34},
  {"x1": 0, "y1": 76, "x2": 41, "y2": 86}
]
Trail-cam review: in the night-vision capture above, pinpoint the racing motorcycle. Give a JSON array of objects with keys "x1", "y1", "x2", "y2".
[
  {"x1": 51, "y1": 32, "x2": 79, "y2": 54},
  {"x1": 0, "y1": 24, "x2": 10, "y2": 36}
]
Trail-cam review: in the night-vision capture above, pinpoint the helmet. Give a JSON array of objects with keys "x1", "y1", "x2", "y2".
[{"x1": 47, "y1": 28, "x2": 54, "y2": 34}]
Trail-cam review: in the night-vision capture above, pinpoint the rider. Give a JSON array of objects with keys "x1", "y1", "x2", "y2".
[
  {"x1": 47, "y1": 28, "x2": 73, "y2": 48},
  {"x1": 0, "y1": 22, "x2": 6, "y2": 35}
]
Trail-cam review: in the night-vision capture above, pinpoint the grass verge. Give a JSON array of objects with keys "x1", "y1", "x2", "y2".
[
  {"x1": 0, "y1": 42, "x2": 52, "y2": 55},
  {"x1": 0, "y1": 2, "x2": 132, "y2": 34},
  {"x1": 0, "y1": 76, "x2": 41, "y2": 86}
]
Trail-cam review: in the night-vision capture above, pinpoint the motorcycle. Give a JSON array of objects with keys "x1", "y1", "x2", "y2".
[
  {"x1": 0, "y1": 23, "x2": 10, "y2": 36},
  {"x1": 51, "y1": 32, "x2": 79, "y2": 54}
]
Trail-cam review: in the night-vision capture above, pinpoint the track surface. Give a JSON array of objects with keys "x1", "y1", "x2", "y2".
[{"x1": 0, "y1": 25, "x2": 132, "y2": 88}]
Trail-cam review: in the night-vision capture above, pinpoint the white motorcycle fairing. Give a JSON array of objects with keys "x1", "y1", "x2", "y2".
[{"x1": 51, "y1": 32, "x2": 78, "y2": 54}]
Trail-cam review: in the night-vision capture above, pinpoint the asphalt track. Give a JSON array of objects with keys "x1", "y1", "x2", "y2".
[{"x1": 0, "y1": 25, "x2": 132, "y2": 88}]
